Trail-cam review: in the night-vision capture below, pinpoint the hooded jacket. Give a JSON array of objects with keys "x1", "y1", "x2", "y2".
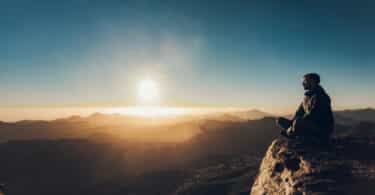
[{"x1": 294, "y1": 85, "x2": 334, "y2": 135}]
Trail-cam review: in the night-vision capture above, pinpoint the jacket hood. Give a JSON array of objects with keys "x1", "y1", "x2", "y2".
[
  {"x1": 305, "y1": 85, "x2": 331, "y2": 102},
  {"x1": 305, "y1": 85, "x2": 325, "y2": 96}
]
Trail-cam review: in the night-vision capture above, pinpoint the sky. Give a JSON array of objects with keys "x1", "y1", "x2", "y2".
[{"x1": 1, "y1": 0, "x2": 375, "y2": 119}]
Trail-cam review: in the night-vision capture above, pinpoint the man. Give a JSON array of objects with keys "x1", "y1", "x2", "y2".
[{"x1": 276, "y1": 73, "x2": 334, "y2": 141}]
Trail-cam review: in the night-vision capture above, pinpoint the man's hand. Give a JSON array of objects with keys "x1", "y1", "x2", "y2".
[{"x1": 280, "y1": 126, "x2": 296, "y2": 139}]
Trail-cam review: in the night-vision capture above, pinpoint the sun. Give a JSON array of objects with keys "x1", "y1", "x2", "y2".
[{"x1": 137, "y1": 79, "x2": 160, "y2": 105}]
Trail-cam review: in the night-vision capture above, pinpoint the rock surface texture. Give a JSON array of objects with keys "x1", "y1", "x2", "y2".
[{"x1": 251, "y1": 137, "x2": 375, "y2": 195}]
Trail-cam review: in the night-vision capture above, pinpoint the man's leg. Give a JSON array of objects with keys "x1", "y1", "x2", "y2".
[
  {"x1": 292, "y1": 118, "x2": 324, "y2": 138},
  {"x1": 295, "y1": 119, "x2": 332, "y2": 144},
  {"x1": 276, "y1": 117, "x2": 294, "y2": 138},
  {"x1": 276, "y1": 117, "x2": 293, "y2": 130}
]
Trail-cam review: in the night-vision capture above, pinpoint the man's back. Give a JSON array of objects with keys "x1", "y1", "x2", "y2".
[
  {"x1": 297, "y1": 85, "x2": 334, "y2": 136},
  {"x1": 277, "y1": 73, "x2": 334, "y2": 140}
]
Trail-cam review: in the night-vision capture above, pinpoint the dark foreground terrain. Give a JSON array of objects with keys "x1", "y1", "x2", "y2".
[
  {"x1": 0, "y1": 116, "x2": 278, "y2": 195},
  {"x1": 0, "y1": 109, "x2": 375, "y2": 195}
]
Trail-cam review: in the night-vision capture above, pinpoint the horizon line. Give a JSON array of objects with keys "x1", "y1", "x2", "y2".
[{"x1": 0, "y1": 106, "x2": 374, "y2": 123}]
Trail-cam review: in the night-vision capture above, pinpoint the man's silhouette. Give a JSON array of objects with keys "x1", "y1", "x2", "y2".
[{"x1": 276, "y1": 73, "x2": 334, "y2": 141}]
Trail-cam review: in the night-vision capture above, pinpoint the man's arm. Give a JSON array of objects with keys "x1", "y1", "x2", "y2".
[
  {"x1": 293, "y1": 103, "x2": 305, "y2": 120},
  {"x1": 302, "y1": 95, "x2": 321, "y2": 121}
]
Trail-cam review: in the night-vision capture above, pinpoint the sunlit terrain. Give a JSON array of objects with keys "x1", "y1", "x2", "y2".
[
  {"x1": 0, "y1": 107, "x2": 189, "y2": 122},
  {"x1": 0, "y1": 107, "x2": 259, "y2": 122},
  {"x1": 108, "y1": 106, "x2": 191, "y2": 117}
]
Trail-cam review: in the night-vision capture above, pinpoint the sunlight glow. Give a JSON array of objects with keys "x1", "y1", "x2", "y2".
[
  {"x1": 108, "y1": 106, "x2": 191, "y2": 117},
  {"x1": 137, "y1": 79, "x2": 160, "y2": 105}
]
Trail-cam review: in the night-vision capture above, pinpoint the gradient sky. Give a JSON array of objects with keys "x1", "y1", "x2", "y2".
[{"x1": 1, "y1": 0, "x2": 375, "y2": 113}]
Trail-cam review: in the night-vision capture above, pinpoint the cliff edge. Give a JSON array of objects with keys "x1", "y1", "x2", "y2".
[{"x1": 251, "y1": 137, "x2": 375, "y2": 195}]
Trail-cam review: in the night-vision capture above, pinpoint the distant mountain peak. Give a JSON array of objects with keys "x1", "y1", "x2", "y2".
[
  {"x1": 335, "y1": 108, "x2": 375, "y2": 124},
  {"x1": 246, "y1": 108, "x2": 266, "y2": 113},
  {"x1": 89, "y1": 112, "x2": 107, "y2": 118}
]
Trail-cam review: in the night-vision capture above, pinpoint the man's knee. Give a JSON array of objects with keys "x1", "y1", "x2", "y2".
[{"x1": 276, "y1": 117, "x2": 292, "y2": 130}]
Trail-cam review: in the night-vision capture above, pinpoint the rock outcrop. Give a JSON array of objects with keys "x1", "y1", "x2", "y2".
[{"x1": 251, "y1": 137, "x2": 375, "y2": 195}]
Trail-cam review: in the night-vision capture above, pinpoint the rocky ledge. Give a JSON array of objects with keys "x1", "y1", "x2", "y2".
[{"x1": 251, "y1": 137, "x2": 375, "y2": 195}]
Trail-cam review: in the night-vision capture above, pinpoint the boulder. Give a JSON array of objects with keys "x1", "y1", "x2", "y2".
[{"x1": 251, "y1": 138, "x2": 353, "y2": 195}]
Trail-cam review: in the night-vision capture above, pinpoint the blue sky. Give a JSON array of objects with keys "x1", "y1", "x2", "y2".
[{"x1": 1, "y1": 0, "x2": 375, "y2": 112}]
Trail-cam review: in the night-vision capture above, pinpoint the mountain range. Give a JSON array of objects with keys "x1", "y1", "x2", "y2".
[{"x1": 0, "y1": 108, "x2": 374, "y2": 195}]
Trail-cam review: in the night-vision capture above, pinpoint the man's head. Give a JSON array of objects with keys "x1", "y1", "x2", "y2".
[{"x1": 302, "y1": 73, "x2": 320, "y2": 90}]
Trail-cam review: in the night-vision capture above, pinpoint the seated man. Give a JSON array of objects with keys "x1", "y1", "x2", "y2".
[{"x1": 276, "y1": 73, "x2": 334, "y2": 141}]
